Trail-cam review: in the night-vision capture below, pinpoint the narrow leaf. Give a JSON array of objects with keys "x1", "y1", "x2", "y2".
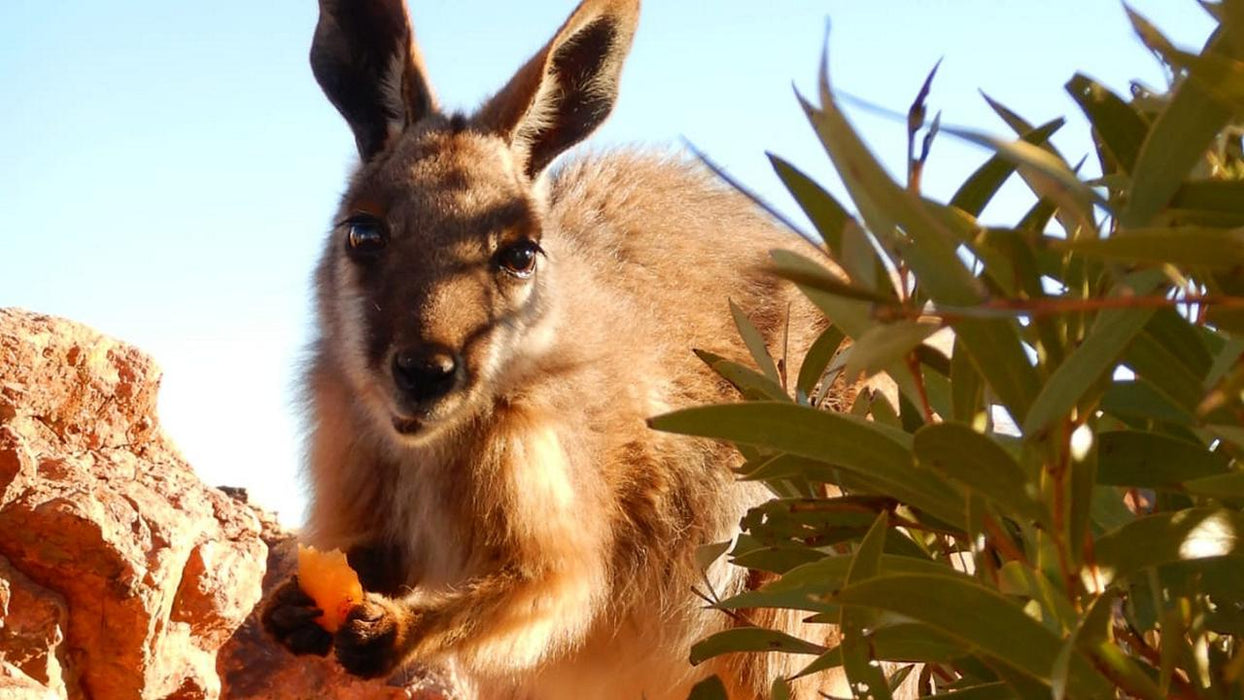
[
  {"x1": 951, "y1": 119, "x2": 1064, "y2": 216},
  {"x1": 801, "y1": 38, "x2": 1041, "y2": 421},
  {"x1": 688, "y1": 675, "x2": 730, "y2": 700},
  {"x1": 696, "y1": 350, "x2": 791, "y2": 402},
  {"x1": 1122, "y1": 16, "x2": 1237, "y2": 227},
  {"x1": 914, "y1": 423, "x2": 1048, "y2": 527},
  {"x1": 718, "y1": 554, "x2": 966, "y2": 615},
  {"x1": 796, "y1": 324, "x2": 845, "y2": 397},
  {"x1": 768, "y1": 249, "x2": 897, "y2": 304},
  {"x1": 1056, "y1": 226, "x2": 1244, "y2": 269},
  {"x1": 689, "y1": 627, "x2": 825, "y2": 666},
  {"x1": 1096, "y1": 431, "x2": 1230, "y2": 487},
  {"x1": 731, "y1": 299, "x2": 781, "y2": 384},
  {"x1": 843, "y1": 321, "x2": 940, "y2": 379},
  {"x1": 1022, "y1": 270, "x2": 1166, "y2": 436},
  {"x1": 769, "y1": 153, "x2": 852, "y2": 255},
  {"x1": 1094, "y1": 507, "x2": 1244, "y2": 584},
  {"x1": 841, "y1": 512, "x2": 893, "y2": 700},
  {"x1": 1065, "y1": 74, "x2": 1148, "y2": 174},
  {"x1": 650, "y1": 402, "x2": 966, "y2": 525},
  {"x1": 939, "y1": 123, "x2": 1105, "y2": 227},
  {"x1": 830, "y1": 575, "x2": 1113, "y2": 696}
]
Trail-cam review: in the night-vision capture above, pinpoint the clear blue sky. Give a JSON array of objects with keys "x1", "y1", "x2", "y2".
[{"x1": 0, "y1": 1, "x2": 1213, "y2": 525}]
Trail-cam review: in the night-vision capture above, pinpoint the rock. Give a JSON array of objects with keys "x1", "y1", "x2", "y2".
[
  {"x1": 0, "y1": 554, "x2": 71, "y2": 697},
  {"x1": 0, "y1": 309, "x2": 455, "y2": 699},
  {"x1": 0, "y1": 308, "x2": 265, "y2": 699}
]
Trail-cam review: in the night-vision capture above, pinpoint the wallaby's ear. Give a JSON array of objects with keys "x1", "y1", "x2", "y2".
[
  {"x1": 311, "y1": 0, "x2": 437, "y2": 160},
  {"x1": 475, "y1": 0, "x2": 640, "y2": 179}
]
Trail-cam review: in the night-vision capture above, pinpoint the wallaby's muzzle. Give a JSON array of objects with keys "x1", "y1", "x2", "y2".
[{"x1": 392, "y1": 345, "x2": 463, "y2": 409}]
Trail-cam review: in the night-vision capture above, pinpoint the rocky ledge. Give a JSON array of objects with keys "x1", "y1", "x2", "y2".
[{"x1": 0, "y1": 308, "x2": 449, "y2": 699}]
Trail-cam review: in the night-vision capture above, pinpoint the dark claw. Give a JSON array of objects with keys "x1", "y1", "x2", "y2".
[
  {"x1": 270, "y1": 575, "x2": 315, "y2": 605},
  {"x1": 287, "y1": 624, "x2": 333, "y2": 656},
  {"x1": 334, "y1": 599, "x2": 401, "y2": 679},
  {"x1": 262, "y1": 576, "x2": 335, "y2": 657},
  {"x1": 267, "y1": 603, "x2": 324, "y2": 629}
]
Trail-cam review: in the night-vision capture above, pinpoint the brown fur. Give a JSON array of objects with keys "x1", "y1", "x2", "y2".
[{"x1": 265, "y1": 1, "x2": 879, "y2": 697}]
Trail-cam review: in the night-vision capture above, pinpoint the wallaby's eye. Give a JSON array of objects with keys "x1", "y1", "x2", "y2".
[
  {"x1": 496, "y1": 240, "x2": 543, "y2": 278},
  {"x1": 343, "y1": 216, "x2": 387, "y2": 257}
]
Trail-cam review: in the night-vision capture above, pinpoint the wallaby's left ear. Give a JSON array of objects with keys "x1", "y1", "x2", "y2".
[
  {"x1": 311, "y1": 0, "x2": 438, "y2": 160},
  {"x1": 475, "y1": 0, "x2": 640, "y2": 179}
]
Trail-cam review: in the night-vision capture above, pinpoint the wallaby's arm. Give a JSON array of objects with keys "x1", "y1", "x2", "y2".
[
  {"x1": 329, "y1": 408, "x2": 611, "y2": 679},
  {"x1": 349, "y1": 555, "x2": 604, "y2": 677}
]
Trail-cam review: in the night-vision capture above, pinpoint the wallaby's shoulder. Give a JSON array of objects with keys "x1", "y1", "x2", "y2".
[
  {"x1": 546, "y1": 147, "x2": 802, "y2": 284},
  {"x1": 549, "y1": 149, "x2": 770, "y2": 231}
]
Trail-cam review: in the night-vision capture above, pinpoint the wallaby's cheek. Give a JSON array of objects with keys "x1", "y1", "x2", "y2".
[
  {"x1": 325, "y1": 257, "x2": 386, "y2": 397},
  {"x1": 497, "y1": 276, "x2": 556, "y2": 377}
]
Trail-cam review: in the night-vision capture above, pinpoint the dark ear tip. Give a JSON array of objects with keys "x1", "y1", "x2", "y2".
[
  {"x1": 311, "y1": 0, "x2": 435, "y2": 161},
  {"x1": 583, "y1": 0, "x2": 641, "y2": 17}
]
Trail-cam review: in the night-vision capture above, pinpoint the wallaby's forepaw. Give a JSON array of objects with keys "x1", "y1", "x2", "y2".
[
  {"x1": 261, "y1": 575, "x2": 333, "y2": 657},
  {"x1": 335, "y1": 594, "x2": 410, "y2": 679}
]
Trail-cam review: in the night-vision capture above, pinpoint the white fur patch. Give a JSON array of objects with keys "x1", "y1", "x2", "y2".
[{"x1": 511, "y1": 425, "x2": 575, "y2": 511}]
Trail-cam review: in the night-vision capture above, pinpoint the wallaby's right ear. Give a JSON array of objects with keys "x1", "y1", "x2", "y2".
[
  {"x1": 311, "y1": 0, "x2": 437, "y2": 160},
  {"x1": 475, "y1": 0, "x2": 640, "y2": 180}
]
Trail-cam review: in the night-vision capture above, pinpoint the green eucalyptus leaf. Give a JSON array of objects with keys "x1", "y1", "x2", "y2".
[
  {"x1": 731, "y1": 545, "x2": 826, "y2": 576},
  {"x1": 1023, "y1": 269, "x2": 1166, "y2": 436},
  {"x1": 938, "y1": 123, "x2": 1104, "y2": 227},
  {"x1": 830, "y1": 574, "x2": 1113, "y2": 696},
  {"x1": 1065, "y1": 74, "x2": 1148, "y2": 174},
  {"x1": 841, "y1": 512, "x2": 893, "y2": 700},
  {"x1": 768, "y1": 249, "x2": 896, "y2": 304},
  {"x1": 791, "y1": 623, "x2": 970, "y2": 681},
  {"x1": 770, "y1": 676, "x2": 791, "y2": 700},
  {"x1": 1099, "y1": 380, "x2": 1196, "y2": 426},
  {"x1": 695, "y1": 540, "x2": 731, "y2": 577},
  {"x1": 951, "y1": 338, "x2": 985, "y2": 423},
  {"x1": 1169, "y1": 179, "x2": 1244, "y2": 226},
  {"x1": 741, "y1": 497, "x2": 881, "y2": 546},
  {"x1": 695, "y1": 350, "x2": 791, "y2": 402},
  {"x1": 1122, "y1": 15, "x2": 1237, "y2": 227},
  {"x1": 925, "y1": 682, "x2": 1018, "y2": 699},
  {"x1": 843, "y1": 321, "x2": 940, "y2": 379},
  {"x1": 1055, "y1": 591, "x2": 1164, "y2": 700},
  {"x1": 718, "y1": 554, "x2": 967, "y2": 614},
  {"x1": 1122, "y1": 331, "x2": 1208, "y2": 413},
  {"x1": 730, "y1": 299, "x2": 782, "y2": 384},
  {"x1": 913, "y1": 422, "x2": 1048, "y2": 527},
  {"x1": 689, "y1": 627, "x2": 825, "y2": 666},
  {"x1": 1056, "y1": 226, "x2": 1244, "y2": 269},
  {"x1": 1095, "y1": 507, "x2": 1244, "y2": 584},
  {"x1": 800, "y1": 38, "x2": 1041, "y2": 422},
  {"x1": 797, "y1": 325, "x2": 845, "y2": 398},
  {"x1": 687, "y1": 675, "x2": 730, "y2": 700},
  {"x1": 768, "y1": 153, "x2": 852, "y2": 255},
  {"x1": 950, "y1": 119, "x2": 1065, "y2": 217},
  {"x1": 1183, "y1": 471, "x2": 1244, "y2": 499},
  {"x1": 1096, "y1": 431, "x2": 1230, "y2": 487},
  {"x1": 650, "y1": 402, "x2": 966, "y2": 524}
]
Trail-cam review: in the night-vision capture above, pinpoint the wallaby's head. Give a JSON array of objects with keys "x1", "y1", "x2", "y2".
[{"x1": 311, "y1": 0, "x2": 640, "y2": 442}]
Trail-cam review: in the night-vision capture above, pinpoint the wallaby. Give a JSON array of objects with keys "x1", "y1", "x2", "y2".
[{"x1": 262, "y1": 0, "x2": 861, "y2": 697}]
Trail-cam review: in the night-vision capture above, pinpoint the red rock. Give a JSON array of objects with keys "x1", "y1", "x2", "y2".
[
  {"x1": 0, "y1": 554, "x2": 71, "y2": 696},
  {"x1": 0, "y1": 309, "x2": 264, "y2": 699},
  {"x1": 0, "y1": 308, "x2": 454, "y2": 699}
]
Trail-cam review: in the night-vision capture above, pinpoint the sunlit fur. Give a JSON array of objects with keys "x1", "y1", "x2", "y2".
[{"x1": 296, "y1": 0, "x2": 905, "y2": 697}]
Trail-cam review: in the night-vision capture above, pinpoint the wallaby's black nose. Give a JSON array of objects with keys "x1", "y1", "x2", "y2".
[{"x1": 392, "y1": 347, "x2": 461, "y2": 404}]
